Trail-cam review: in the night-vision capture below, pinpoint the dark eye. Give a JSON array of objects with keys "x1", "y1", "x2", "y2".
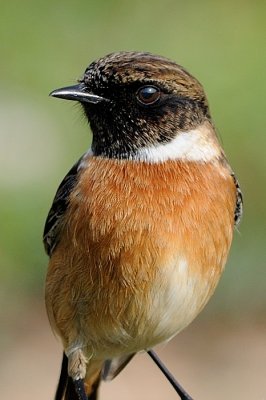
[{"x1": 136, "y1": 86, "x2": 161, "y2": 105}]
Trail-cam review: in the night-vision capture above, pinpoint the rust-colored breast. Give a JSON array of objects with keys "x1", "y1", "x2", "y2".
[{"x1": 66, "y1": 156, "x2": 235, "y2": 275}]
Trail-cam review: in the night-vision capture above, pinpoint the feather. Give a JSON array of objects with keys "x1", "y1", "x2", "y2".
[
  {"x1": 102, "y1": 354, "x2": 135, "y2": 381},
  {"x1": 43, "y1": 155, "x2": 85, "y2": 256}
]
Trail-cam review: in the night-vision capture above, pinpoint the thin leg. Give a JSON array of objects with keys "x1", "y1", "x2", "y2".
[
  {"x1": 147, "y1": 350, "x2": 194, "y2": 400},
  {"x1": 73, "y1": 378, "x2": 87, "y2": 400}
]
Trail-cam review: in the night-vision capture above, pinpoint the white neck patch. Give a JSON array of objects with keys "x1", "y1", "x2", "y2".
[{"x1": 134, "y1": 124, "x2": 221, "y2": 163}]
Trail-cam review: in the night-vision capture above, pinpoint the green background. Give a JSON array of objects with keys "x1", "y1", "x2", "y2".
[{"x1": 0, "y1": 1, "x2": 265, "y2": 399}]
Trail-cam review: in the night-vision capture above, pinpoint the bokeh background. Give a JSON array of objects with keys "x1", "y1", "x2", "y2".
[{"x1": 1, "y1": 1, "x2": 265, "y2": 399}]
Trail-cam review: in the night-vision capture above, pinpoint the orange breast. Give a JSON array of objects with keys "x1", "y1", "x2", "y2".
[{"x1": 46, "y1": 156, "x2": 236, "y2": 355}]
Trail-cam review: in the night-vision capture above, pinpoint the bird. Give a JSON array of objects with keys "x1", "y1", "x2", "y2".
[{"x1": 44, "y1": 51, "x2": 243, "y2": 400}]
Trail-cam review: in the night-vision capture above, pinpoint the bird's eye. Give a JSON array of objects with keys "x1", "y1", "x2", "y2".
[{"x1": 136, "y1": 86, "x2": 161, "y2": 105}]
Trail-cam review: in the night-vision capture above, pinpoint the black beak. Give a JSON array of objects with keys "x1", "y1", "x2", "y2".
[{"x1": 49, "y1": 83, "x2": 107, "y2": 104}]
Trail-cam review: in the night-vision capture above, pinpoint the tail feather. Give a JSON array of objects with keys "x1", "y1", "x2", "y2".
[
  {"x1": 86, "y1": 373, "x2": 101, "y2": 400},
  {"x1": 55, "y1": 353, "x2": 101, "y2": 400},
  {"x1": 102, "y1": 354, "x2": 135, "y2": 381}
]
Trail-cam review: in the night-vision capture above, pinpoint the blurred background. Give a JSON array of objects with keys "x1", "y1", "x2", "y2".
[{"x1": 1, "y1": 1, "x2": 265, "y2": 399}]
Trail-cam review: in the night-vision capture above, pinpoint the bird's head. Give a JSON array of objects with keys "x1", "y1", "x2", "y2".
[{"x1": 51, "y1": 51, "x2": 221, "y2": 161}]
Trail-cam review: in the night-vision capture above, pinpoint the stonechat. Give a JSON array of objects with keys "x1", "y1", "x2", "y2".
[{"x1": 44, "y1": 51, "x2": 242, "y2": 400}]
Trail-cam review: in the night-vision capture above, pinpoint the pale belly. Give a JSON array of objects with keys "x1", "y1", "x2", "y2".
[{"x1": 59, "y1": 253, "x2": 219, "y2": 361}]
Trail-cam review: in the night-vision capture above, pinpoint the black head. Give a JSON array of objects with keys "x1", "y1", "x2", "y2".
[{"x1": 50, "y1": 51, "x2": 211, "y2": 159}]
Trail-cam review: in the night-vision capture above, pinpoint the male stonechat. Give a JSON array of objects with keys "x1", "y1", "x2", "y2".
[{"x1": 44, "y1": 52, "x2": 242, "y2": 400}]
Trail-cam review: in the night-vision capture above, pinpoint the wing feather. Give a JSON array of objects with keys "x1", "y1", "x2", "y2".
[
  {"x1": 232, "y1": 173, "x2": 243, "y2": 226},
  {"x1": 43, "y1": 156, "x2": 84, "y2": 256}
]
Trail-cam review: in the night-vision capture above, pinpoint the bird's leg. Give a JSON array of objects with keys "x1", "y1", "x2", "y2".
[
  {"x1": 147, "y1": 350, "x2": 194, "y2": 400},
  {"x1": 72, "y1": 379, "x2": 87, "y2": 400},
  {"x1": 68, "y1": 348, "x2": 88, "y2": 400}
]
